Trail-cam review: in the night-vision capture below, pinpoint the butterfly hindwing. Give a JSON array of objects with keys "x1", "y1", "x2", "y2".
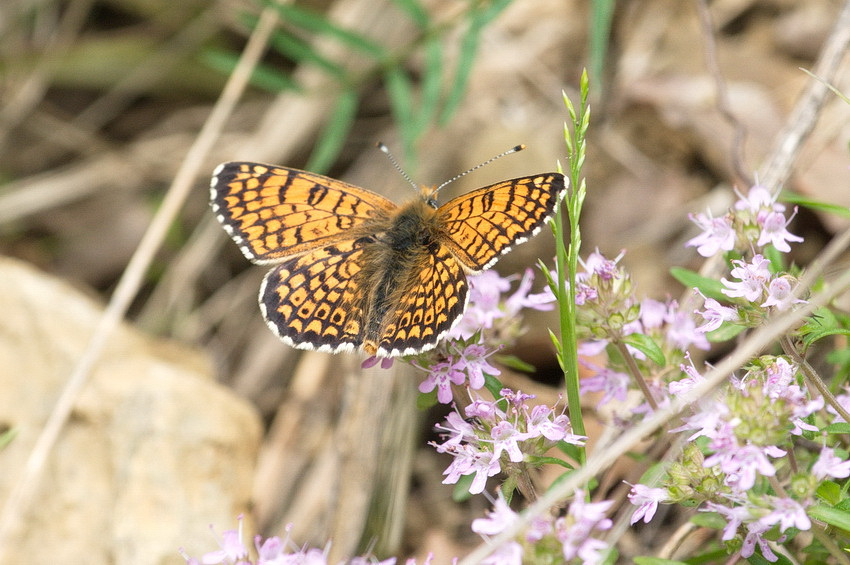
[
  {"x1": 436, "y1": 173, "x2": 567, "y2": 272},
  {"x1": 372, "y1": 241, "x2": 469, "y2": 357},
  {"x1": 259, "y1": 239, "x2": 368, "y2": 353},
  {"x1": 211, "y1": 162, "x2": 396, "y2": 264}
]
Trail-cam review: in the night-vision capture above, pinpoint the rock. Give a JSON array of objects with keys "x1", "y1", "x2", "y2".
[{"x1": 0, "y1": 257, "x2": 262, "y2": 565}]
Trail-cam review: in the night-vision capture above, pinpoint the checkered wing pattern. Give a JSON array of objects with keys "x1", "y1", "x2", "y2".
[
  {"x1": 211, "y1": 162, "x2": 395, "y2": 264},
  {"x1": 437, "y1": 173, "x2": 566, "y2": 272}
]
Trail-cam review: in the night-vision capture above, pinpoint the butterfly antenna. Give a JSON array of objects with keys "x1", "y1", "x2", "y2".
[
  {"x1": 377, "y1": 142, "x2": 418, "y2": 191},
  {"x1": 435, "y1": 144, "x2": 526, "y2": 193}
]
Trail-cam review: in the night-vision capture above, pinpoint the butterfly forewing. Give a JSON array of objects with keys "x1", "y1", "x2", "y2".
[
  {"x1": 437, "y1": 173, "x2": 566, "y2": 272},
  {"x1": 210, "y1": 162, "x2": 396, "y2": 264}
]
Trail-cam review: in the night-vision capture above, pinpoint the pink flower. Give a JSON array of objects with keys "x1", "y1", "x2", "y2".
[
  {"x1": 757, "y1": 208, "x2": 803, "y2": 252},
  {"x1": 627, "y1": 484, "x2": 669, "y2": 524},
  {"x1": 721, "y1": 254, "x2": 771, "y2": 302},
  {"x1": 686, "y1": 212, "x2": 736, "y2": 257},
  {"x1": 812, "y1": 446, "x2": 850, "y2": 480}
]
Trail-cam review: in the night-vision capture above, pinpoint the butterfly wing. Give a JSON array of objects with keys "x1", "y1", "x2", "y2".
[
  {"x1": 371, "y1": 242, "x2": 469, "y2": 357},
  {"x1": 436, "y1": 173, "x2": 567, "y2": 272},
  {"x1": 211, "y1": 162, "x2": 396, "y2": 264},
  {"x1": 260, "y1": 239, "x2": 369, "y2": 353}
]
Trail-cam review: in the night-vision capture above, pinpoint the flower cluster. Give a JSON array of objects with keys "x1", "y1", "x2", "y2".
[
  {"x1": 180, "y1": 515, "x2": 434, "y2": 565},
  {"x1": 686, "y1": 183, "x2": 802, "y2": 258},
  {"x1": 432, "y1": 389, "x2": 585, "y2": 494},
  {"x1": 412, "y1": 269, "x2": 554, "y2": 405},
  {"x1": 471, "y1": 490, "x2": 613, "y2": 565},
  {"x1": 627, "y1": 353, "x2": 843, "y2": 560}
]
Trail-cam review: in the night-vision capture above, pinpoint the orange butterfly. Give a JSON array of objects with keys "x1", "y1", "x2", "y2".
[{"x1": 211, "y1": 148, "x2": 566, "y2": 357}]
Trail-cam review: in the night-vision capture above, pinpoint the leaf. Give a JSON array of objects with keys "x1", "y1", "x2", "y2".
[
  {"x1": 525, "y1": 455, "x2": 574, "y2": 469},
  {"x1": 556, "y1": 440, "x2": 583, "y2": 461},
  {"x1": 782, "y1": 192, "x2": 850, "y2": 219},
  {"x1": 706, "y1": 322, "x2": 747, "y2": 342},
  {"x1": 633, "y1": 558, "x2": 688, "y2": 565},
  {"x1": 451, "y1": 474, "x2": 475, "y2": 502},
  {"x1": 269, "y1": 2, "x2": 386, "y2": 59},
  {"x1": 494, "y1": 354, "x2": 536, "y2": 373},
  {"x1": 390, "y1": 0, "x2": 429, "y2": 29},
  {"x1": 807, "y1": 505, "x2": 850, "y2": 531},
  {"x1": 670, "y1": 267, "x2": 727, "y2": 300},
  {"x1": 305, "y1": 89, "x2": 359, "y2": 173},
  {"x1": 201, "y1": 48, "x2": 298, "y2": 92},
  {"x1": 416, "y1": 388, "x2": 438, "y2": 410},
  {"x1": 414, "y1": 37, "x2": 443, "y2": 134},
  {"x1": 816, "y1": 480, "x2": 841, "y2": 505},
  {"x1": 439, "y1": 0, "x2": 512, "y2": 123},
  {"x1": 824, "y1": 423, "x2": 850, "y2": 435},
  {"x1": 622, "y1": 333, "x2": 665, "y2": 366},
  {"x1": 384, "y1": 66, "x2": 418, "y2": 169},
  {"x1": 483, "y1": 373, "x2": 505, "y2": 400},
  {"x1": 269, "y1": 30, "x2": 344, "y2": 78}
]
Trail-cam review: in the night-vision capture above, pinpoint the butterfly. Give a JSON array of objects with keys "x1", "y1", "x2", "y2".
[{"x1": 210, "y1": 147, "x2": 566, "y2": 358}]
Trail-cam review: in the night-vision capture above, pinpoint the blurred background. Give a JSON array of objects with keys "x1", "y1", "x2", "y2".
[{"x1": 0, "y1": 0, "x2": 848, "y2": 563}]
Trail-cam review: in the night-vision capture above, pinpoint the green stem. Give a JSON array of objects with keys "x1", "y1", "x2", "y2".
[{"x1": 780, "y1": 335, "x2": 850, "y2": 423}]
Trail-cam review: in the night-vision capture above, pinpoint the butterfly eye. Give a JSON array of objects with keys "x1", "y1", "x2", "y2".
[{"x1": 426, "y1": 196, "x2": 439, "y2": 209}]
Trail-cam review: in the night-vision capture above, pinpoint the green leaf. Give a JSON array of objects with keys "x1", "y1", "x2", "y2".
[
  {"x1": 384, "y1": 66, "x2": 418, "y2": 169},
  {"x1": 305, "y1": 89, "x2": 359, "y2": 173},
  {"x1": 525, "y1": 455, "x2": 574, "y2": 469},
  {"x1": 621, "y1": 333, "x2": 665, "y2": 366},
  {"x1": 390, "y1": 0, "x2": 429, "y2": 29},
  {"x1": 633, "y1": 558, "x2": 688, "y2": 565},
  {"x1": 201, "y1": 48, "x2": 298, "y2": 92},
  {"x1": 439, "y1": 0, "x2": 512, "y2": 123},
  {"x1": 782, "y1": 192, "x2": 850, "y2": 219},
  {"x1": 556, "y1": 439, "x2": 583, "y2": 461},
  {"x1": 0, "y1": 427, "x2": 16, "y2": 450},
  {"x1": 269, "y1": 30, "x2": 344, "y2": 78},
  {"x1": 451, "y1": 473, "x2": 474, "y2": 502},
  {"x1": 483, "y1": 373, "x2": 505, "y2": 400},
  {"x1": 416, "y1": 388, "x2": 438, "y2": 410},
  {"x1": 706, "y1": 322, "x2": 747, "y2": 342},
  {"x1": 691, "y1": 511, "x2": 727, "y2": 530},
  {"x1": 670, "y1": 267, "x2": 727, "y2": 300},
  {"x1": 816, "y1": 480, "x2": 841, "y2": 505},
  {"x1": 494, "y1": 354, "x2": 536, "y2": 373},
  {"x1": 824, "y1": 423, "x2": 850, "y2": 435},
  {"x1": 808, "y1": 505, "x2": 850, "y2": 531},
  {"x1": 414, "y1": 37, "x2": 443, "y2": 134},
  {"x1": 269, "y1": 2, "x2": 386, "y2": 59}
]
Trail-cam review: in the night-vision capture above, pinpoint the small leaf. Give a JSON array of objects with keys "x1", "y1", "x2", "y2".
[
  {"x1": 824, "y1": 423, "x2": 850, "y2": 435},
  {"x1": 384, "y1": 66, "x2": 418, "y2": 168},
  {"x1": 782, "y1": 192, "x2": 850, "y2": 219},
  {"x1": 525, "y1": 455, "x2": 574, "y2": 469},
  {"x1": 494, "y1": 354, "x2": 536, "y2": 373},
  {"x1": 633, "y1": 558, "x2": 688, "y2": 565},
  {"x1": 706, "y1": 322, "x2": 747, "y2": 342},
  {"x1": 816, "y1": 480, "x2": 841, "y2": 505},
  {"x1": 622, "y1": 333, "x2": 665, "y2": 366},
  {"x1": 451, "y1": 474, "x2": 475, "y2": 502},
  {"x1": 269, "y1": 2, "x2": 385, "y2": 59},
  {"x1": 483, "y1": 373, "x2": 505, "y2": 399},
  {"x1": 670, "y1": 267, "x2": 727, "y2": 300},
  {"x1": 305, "y1": 89, "x2": 359, "y2": 173},
  {"x1": 390, "y1": 0, "x2": 429, "y2": 29},
  {"x1": 807, "y1": 505, "x2": 850, "y2": 531},
  {"x1": 416, "y1": 388, "x2": 438, "y2": 410}
]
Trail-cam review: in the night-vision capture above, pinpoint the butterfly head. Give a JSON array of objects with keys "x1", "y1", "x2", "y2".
[{"x1": 419, "y1": 185, "x2": 440, "y2": 209}]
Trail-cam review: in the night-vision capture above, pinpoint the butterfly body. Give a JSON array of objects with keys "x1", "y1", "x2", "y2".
[{"x1": 211, "y1": 161, "x2": 566, "y2": 357}]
